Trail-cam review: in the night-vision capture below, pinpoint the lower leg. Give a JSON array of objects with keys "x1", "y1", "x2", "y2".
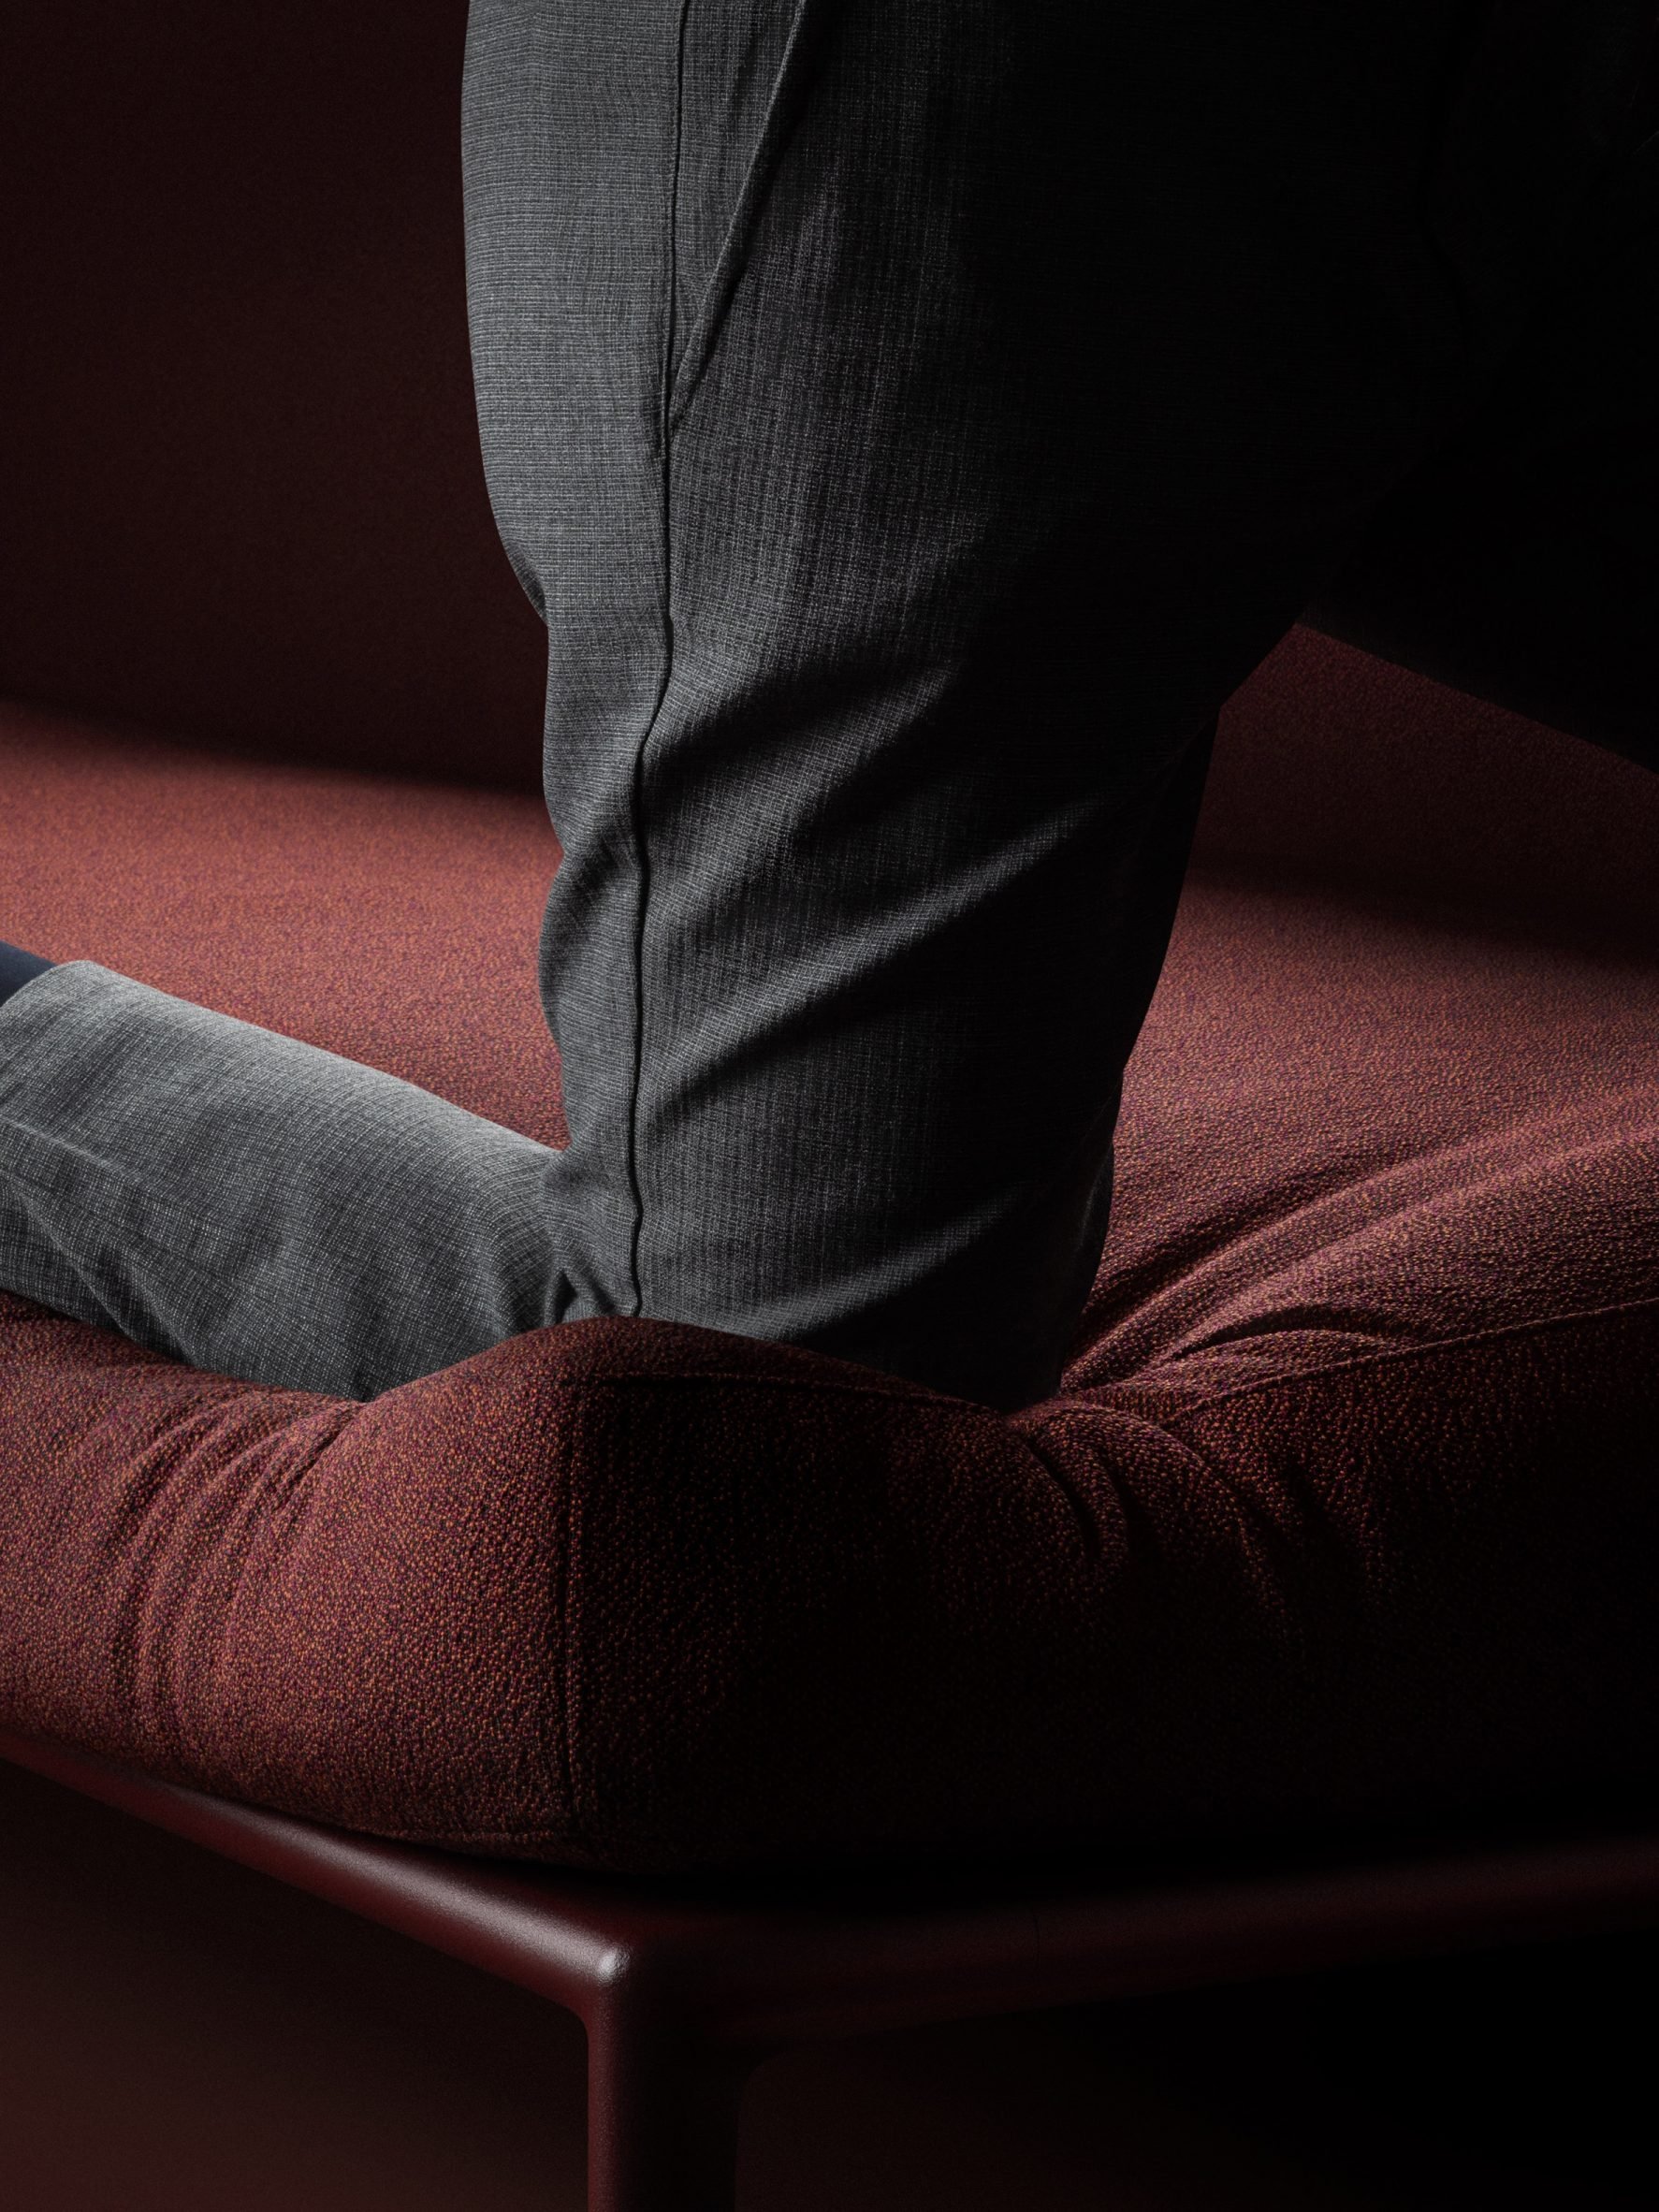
[
  {"x1": 0, "y1": 963, "x2": 572, "y2": 1398},
  {"x1": 465, "y1": 0, "x2": 1627, "y2": 1410}
]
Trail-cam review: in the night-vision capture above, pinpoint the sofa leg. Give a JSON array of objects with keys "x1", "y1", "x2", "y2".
[{"x1": 586, "y1": 2008, "x2": 759, "y2": 2212}]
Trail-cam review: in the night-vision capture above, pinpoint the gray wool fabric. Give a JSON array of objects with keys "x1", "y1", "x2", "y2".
[{"x1": 2, "y1": 2, "x2": 1655, "y2": 1406}]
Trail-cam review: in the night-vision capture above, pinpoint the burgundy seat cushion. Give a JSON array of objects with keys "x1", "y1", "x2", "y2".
[{"x1": 2, "y1": 637, "x2": 1657, "y2": 1877}]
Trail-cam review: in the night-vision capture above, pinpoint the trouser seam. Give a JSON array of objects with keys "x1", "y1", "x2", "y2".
[{"x1": 622, "y1": 2, "x2": 696, "y2": 1318}]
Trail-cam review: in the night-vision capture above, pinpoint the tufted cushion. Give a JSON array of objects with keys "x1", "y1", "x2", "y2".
[{"x1": 2, "y1": 636, "x2": 1657, "y2": 1877}]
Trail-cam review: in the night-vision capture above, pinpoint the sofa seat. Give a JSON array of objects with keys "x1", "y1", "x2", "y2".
[{"x1": 2, "y1": 678, "x2": 1657, "y2": 1881}]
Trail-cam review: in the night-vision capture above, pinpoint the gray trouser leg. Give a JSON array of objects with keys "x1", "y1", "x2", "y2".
[
  {"x1": 3, "y1": 4, "x2": 1652, "y2": 1406},
  {"x1": 463, "y1": 0, "x2": 1654, "y2": 1407},
  {"x1": 0, "y1": 965, "x2": 567, "y2": 1401}
]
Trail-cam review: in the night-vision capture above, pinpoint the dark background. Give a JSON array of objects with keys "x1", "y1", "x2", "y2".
[{"x1": 0, "y1": 0, "x2": 547, "y2": 793}]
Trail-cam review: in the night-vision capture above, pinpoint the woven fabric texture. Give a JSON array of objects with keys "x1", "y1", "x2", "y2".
[{"x1": 2, "y1": 637, "x2": 1655, "y2": 1877}]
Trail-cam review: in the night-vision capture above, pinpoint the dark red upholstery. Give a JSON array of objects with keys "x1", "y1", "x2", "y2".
[
  {"x1": 4, "y1": 0, "x2": 1657, "y2": 1885},
  {"x1": 4, "y1": 634, "x2": 1656, "y2": 1878}
]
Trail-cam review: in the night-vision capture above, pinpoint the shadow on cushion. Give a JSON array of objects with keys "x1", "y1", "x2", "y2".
[{"x1": 3, "y1": 858, "x2": 1656, "y2": 1875}]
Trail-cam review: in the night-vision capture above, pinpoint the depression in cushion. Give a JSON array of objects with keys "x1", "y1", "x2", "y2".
[{"x1": 2, "y1": 864, "x2": 1656, "y2": 1877}]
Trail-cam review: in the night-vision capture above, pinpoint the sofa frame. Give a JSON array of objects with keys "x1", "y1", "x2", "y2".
[{"x1": 7, "y1": 1724, "x2": 1659, "y2": 2212}]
